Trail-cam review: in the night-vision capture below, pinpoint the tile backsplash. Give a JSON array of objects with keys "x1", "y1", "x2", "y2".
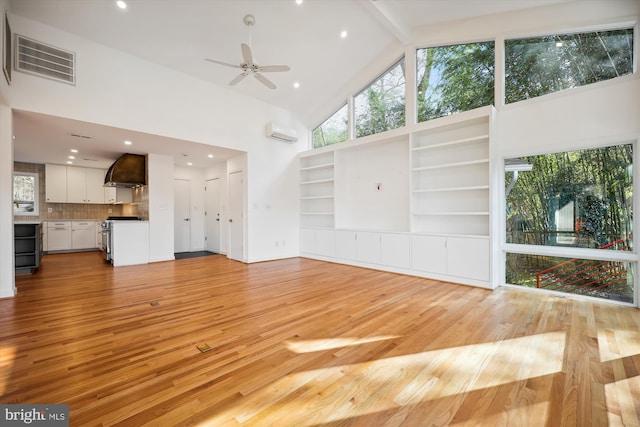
[{"x1": 13, "y1": 162, "x2": 145, "y2": 222}]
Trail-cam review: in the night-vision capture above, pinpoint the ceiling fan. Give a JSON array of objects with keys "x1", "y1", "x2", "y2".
[{"x1": 205, "y1": 14, "x2": 290, "y2": 90}]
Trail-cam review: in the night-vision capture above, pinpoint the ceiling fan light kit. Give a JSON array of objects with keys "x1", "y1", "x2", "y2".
[{"x1": 205, "y1": 14, "x2": 290, "y2": 90}]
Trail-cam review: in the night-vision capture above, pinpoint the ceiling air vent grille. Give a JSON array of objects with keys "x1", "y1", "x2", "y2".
[{"x1": 15, "y1": 35, "x2": 75, "y2": 85}]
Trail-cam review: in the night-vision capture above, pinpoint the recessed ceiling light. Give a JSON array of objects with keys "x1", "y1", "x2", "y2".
[
  {"x1": 340, "y1": 30, "x2": 348, "y2": 39},
  {"x1": 295, "y1": 0, "x2": 303, "y2": 5},
  {"x1": 68, "y1": 155, "x2": 75, "y2": 159},
  {"x1": 66, "y1": 161, "x2": 73, "y2": 164},
  {"x1": 124, "y1": 140, "x2": 132, "y2": 145},
  {"x1": 187, "y1": 162, "x2": 193, "y2": 166},
  {"x1": 293, "y1": 81, "x2": 300, "y2": 89},
  {"x1": 208, "y1": 154, "x2": 214, "y2": 158},
  {"x1": 70, "y1": 149, "x2": 78, "y2": 153},
  {"x1": 116, "y1": 1, "x2": 127, "y2": 9}
]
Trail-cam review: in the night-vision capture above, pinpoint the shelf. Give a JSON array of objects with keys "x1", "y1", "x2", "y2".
[
  {"x1": 412, "y1": 185, "x2": 489, "y2": 193},
  {"x1": 300, "y1": 163, "x2": 334, "y2": 171},
  {"x1": 412, "y1": 211, "x2": 489, "y2": 216},
  {"x1": 300, "y1": 179, "x2": 334, "y2": 185},
  {"x1": 411, "y1": 134, "x2": 489, "y2": 152},
  {"x1": 300, "y1": 195, "x2": 335, "y2": 200},
  {"x1": 412, "y1": 159, "x2": 489, "y2": 172}
]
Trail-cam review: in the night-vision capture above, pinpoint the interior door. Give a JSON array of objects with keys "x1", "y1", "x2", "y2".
[
  {"x1": 173, "y1": 179, "x2": 191, "y2": 253},
  {"x1": 228, "y1": 171, "x2": 243, "y2": 261},
  {"x1": 205, "y1": 178, "x2": 221, "y2": 253}
]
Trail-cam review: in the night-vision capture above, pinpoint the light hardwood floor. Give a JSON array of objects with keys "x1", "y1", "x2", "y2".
[{"x1": 1, "y1": 252, "x2": 639, "y2": 426}]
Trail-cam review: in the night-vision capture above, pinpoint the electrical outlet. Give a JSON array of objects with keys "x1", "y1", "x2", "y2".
[
  {"x1": 108, "y1": 208, "x2": 113, "y2": 213},
  {"x1": 47, "y1": 207, "x2": 52, "y2": 213}
]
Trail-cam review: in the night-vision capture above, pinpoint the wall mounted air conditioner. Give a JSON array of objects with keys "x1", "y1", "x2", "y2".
[{"x1": 265, "y1": 122, "x2": 297, "y2": 143}]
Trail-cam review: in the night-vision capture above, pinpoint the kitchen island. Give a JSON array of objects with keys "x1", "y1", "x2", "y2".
[{"x1": 109, "y1": 220, "x2": 150, "y2": 267}]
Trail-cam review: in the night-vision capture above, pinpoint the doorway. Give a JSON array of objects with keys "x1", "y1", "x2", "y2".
[
  {"x1": 228, "y1": 171, "x2": 243, "y2": 261},
  {"x1": 174, "y1": 179, "x2": 191, "y2": 253},
  {"x1": 205, "y1": 178, "x2": 221, "y2": 253}
]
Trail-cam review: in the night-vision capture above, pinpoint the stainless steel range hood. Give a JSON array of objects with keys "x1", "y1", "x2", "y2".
[{"x1": 104, "y1": 153, "x2": 147, "y2": 188}]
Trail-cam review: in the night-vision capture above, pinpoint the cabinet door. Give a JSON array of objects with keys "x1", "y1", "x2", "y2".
[
  {"x1": 381, "y1": 233, "x2": 411, "y2": 269},
  {"x1": 104, "y1": 187, "x2": 117, "y2": 204},
  {"x1": 411, "y1": 235, "x2": 447, "y2": 274},
  {"x1": 85, "y1": 169, "x2": 106, "y2": 204},
  {"x1": 335, "y1": 230, "x2": 357, "y2": 261},
  {"x1": 45, "y1": 164, "x2": 67, "y2": 203},
  {"x1": 315, "y1": 229, "x2": 335, "y2": 258},
  {"x1": 71, "y1": 221, "x2": 96, "y2": 249},
  {"x1": 66, "y1": 167, "x2": 86, "y2": 203},
  {"x1": 356, "y1": 232, "x2": 381, "y2": 264},
  {"x1": 300, "y1": 228, "x2": 316, "y2": 254},
  {"x1": 447, "y1": 237, "x2": 490, "y2": 281},
  {"x1": 47, "y1": 225, "x2": 72, "y2": 251}
]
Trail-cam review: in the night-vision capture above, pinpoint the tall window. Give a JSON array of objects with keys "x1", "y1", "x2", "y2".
[
  {"x1": 505, "y1": 28, "x2": 634, "y2": 104},
  {"x1": 505, "y1": 144, "x2": 634, "y2": 303},
  {"x1": 354, "y1": 58, "x2": 405, "y2": 138},
  {"x1": 416, "y1": 41, "x2": 495, "y2": 122},
  {"x1": 312, "y1": 104, "x2": 348, "y2": 149},
  {"x1": 13, "y1": 172, "x2": 39, "y2": 216}
]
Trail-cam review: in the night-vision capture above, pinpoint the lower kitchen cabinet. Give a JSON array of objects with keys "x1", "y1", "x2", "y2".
[
  {"x1": 46, "y1": 221, "x2": 72, "y2": 251},
  {"x1": 14, "y1": 223, "x2": 42, "y2": 274},
  {"x1": 45, "y1": 220, "x2": 98, "y2": 252},
  {"x1": 71, "y1": 221, "x2": 96, "y2": 249}
]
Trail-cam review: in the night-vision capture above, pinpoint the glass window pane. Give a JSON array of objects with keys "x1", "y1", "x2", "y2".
[
  {"x1": 506, "y1": 144, "x2": 633, "y2": 250},
  {"x1": 506, "y1": 253, "x2": 633, "y2": 303},
  {"x1": 354, "y1": 58, "x2": 405, "y2": 138},
  {"x1": 13, "y1": 173, "x2": 38, "y2": 215},
  {"x1": 505, "y1": 28, "x2": 634, "y2": 104},
  {"x1": 417, "y1": 42, "x2": 495, "y2": 122},
  {"x1": 312, "y1": 104, "x2": 348, "y2": 149}
]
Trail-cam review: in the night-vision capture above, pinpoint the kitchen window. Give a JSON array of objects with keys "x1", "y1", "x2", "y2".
[{"x1": 13, "y1": 172, "x2": 39, "y2": 216}]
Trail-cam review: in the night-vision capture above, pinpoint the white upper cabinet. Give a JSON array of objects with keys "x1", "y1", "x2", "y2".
[{"x1": 45, "y1": 164, "x2": 67, "y2": 203}]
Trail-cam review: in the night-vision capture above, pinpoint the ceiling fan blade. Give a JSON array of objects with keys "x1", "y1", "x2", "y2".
[
  {"x1": 241, "y1": 43, "x2": 253, "y2": 64},
  {"x1": 205, "y1": 58, "x2": 241, "y2": 69},
  {"x1": 254, "y1": 73, "x2": 276, "y2": 89},
  {"x1": 258, "y1": 65, "x2": 290, "y2": 73},
  {"x1": 229, "y1": 73, "x2": 247, "y2": 86}
]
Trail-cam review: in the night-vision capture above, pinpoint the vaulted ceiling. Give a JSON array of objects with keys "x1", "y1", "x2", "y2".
[{"x1": 9, "y1": 0, "x2": 575, "y2": 168}]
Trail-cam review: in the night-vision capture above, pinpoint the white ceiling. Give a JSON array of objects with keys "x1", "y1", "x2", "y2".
[{"x1": 9, "y1": 0, "x2": 572, "y2": 169}]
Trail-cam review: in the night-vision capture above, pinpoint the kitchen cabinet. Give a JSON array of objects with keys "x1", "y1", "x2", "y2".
[
  {"x1": 104, "y1": 187, "x2": 132, "y2": 204},
  {"x1": 46, "y1": 221, "x2": 72, "y2": 251},
  {"x1": 14, "y1": 223, "x2": 42, "y2": 274},
  {"x1": 67, "y1": 167, "x2": 106, "y2": 204},
  {"x1": 45, "y1": 164, "x2": 67, "y2": 203},
  {"x1": 71, "y1": 221, "x2": 96, "y2": 249}
]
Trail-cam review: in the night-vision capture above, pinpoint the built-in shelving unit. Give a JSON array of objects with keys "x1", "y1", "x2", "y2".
[
  {"x1": 410, "y1": 114, "x2": 490, "y2": 237},
  {"x1": 299, "y1": 151, "x2": 335, "y2": 228},
  {"x1": 14, "y1": 223, "x2": 42, "y2": 274},
  {"x1": 298, "y1": 107, "x2": 493, "y2": 288}
]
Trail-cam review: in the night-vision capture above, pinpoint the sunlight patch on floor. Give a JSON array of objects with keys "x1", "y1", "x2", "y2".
[
  {"x1": 200, "y1": 332, "x2": 566, "y2": 426},
  {"x1": 0, "y1": 345, "x2": 16, "y2": 395},
  {"x1": 597, "y1": 328, "x2": 640, "y2": 362},
  {"x1": 284, "y1": 336, "x2": 401, "y2": 353},
  {"x1": 604, "y1": 375, "x2": 640, "y2": 426}
]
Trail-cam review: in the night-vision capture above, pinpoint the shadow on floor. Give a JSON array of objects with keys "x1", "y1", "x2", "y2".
[{"x1": 174, "y1": 251, "x2": 217, "y2": 260}]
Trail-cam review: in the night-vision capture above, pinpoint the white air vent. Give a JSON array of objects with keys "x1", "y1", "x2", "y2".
[{"x1": 15, "y1": 35, "x2": 75, "y2": 85}]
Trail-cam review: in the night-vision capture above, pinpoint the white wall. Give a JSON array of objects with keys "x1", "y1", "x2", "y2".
[{"x1": 3, "y1": 12, "x2": 306, "y2": 272}]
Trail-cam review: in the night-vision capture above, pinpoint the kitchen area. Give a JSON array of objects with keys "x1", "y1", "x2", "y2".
[{"x1": 14, "y1": 153, "x2": 151, "y2": 271}]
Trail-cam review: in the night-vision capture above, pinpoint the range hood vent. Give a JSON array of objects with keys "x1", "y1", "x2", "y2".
[{"x1": 104, "y1": 154, "x2": 147, "y2": 188}]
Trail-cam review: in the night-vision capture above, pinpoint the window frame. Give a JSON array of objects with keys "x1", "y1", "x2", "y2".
[
  {"x1": 13, "y1": 171, "x2": 39, "y2": 216},
  {"x1": 311, "y1": 102, "x2": 349, "y2": 149}
]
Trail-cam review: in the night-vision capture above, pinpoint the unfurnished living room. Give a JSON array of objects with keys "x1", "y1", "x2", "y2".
[{"x1": 1, "y1": 1, "x2": 639, "y2": 426}]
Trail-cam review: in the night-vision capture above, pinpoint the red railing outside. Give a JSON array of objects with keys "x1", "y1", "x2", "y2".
[{"x1": 536, "y1": 235, "x2": 632, "y2": 292}]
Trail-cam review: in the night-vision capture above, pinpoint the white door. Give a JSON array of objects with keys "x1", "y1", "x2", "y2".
[
  {"x1": 205, "y1": 178, "x2": 221, "y2": 253},
  {"x1": 174, "y1": 179, "x2": 191, "y2": 253},
  {"x1": 228, "y1": 171, "x2": 243, "y2": 261}
]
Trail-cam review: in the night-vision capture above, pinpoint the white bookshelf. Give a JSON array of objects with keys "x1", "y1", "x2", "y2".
[
  {"x1": 411, "y1": 115, "x2": 490, "y2": 237},
  {"x1": 299, "y1": 151, "x2": 335, "y2": 228}
]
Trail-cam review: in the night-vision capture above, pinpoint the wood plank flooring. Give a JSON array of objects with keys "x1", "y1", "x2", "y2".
[{"x1": 1, "y1": 251, "x2": 639, "y2": 426}]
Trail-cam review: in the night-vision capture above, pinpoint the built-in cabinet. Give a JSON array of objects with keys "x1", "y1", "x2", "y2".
[
  {"x1": 14, "y1": 223, "x2": 42, "y2": 274},
  {"x1": 44, "y1": 220, "x2": 98, "y2": 252},
  {"x1": 299, "y1": 107, "x2": 493, "y2": 288},
  {"x1": 45, "y1": 164, "x2": 131, "y2": 204}
]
